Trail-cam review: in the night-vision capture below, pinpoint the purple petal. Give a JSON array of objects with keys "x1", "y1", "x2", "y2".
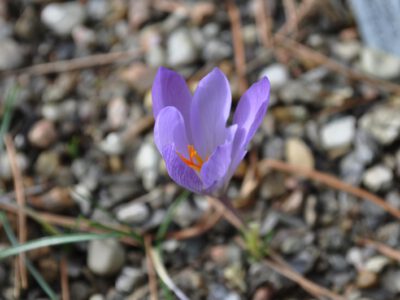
[
  {"x1": 154, "y1": 106, "x2": 189, "y2": 156},
  {"x1": 233, "y1": 77, "x2": 270, "y2": 146},
  {"x1": 152, "y1": 67, "x2": 193, "y2": 140},
  {"x1": 190, "y1": 68, "x2": 232, "y2": 158},
  {"x1": 161, "y1": 144, "x2": 203, "y2": 193},
  {"x1": 200, "y1": 125, "x2": 237, "y2": 191}
]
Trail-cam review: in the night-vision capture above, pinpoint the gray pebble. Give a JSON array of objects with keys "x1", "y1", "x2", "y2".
[
  {"x1": 167, "y1": 28, "x2": 198, "y2": 66},
  {"x1": 115, "y1": 267, "x2": 144, "y2": 293},
  {"x1": 41, "y1": 2, "x2": 85, "y2": 36},
  {"x1": 87, "y1": 239, "x2": 126, "y2": 276},
  {"x1": 115, "y1": 201, "x2": 150, "y2": 224},
  {"x1": 0, "y1": 38, "x2": 24, "y2": 70}
]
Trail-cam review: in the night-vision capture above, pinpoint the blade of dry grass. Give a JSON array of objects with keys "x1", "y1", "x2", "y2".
[
  {"x1": 144, "y1": 235, "x2": 159, "y2": 300},
  {"x1": 60, "y1": 256, "x2": 70, "y2": 300},
  {"x1": 0, "y1": 49, "x2": 142, "y2": 77},
  {"x1": 4, "y1": 135, "x2": 28, "y2": 289},
  {"x1": 357, "y1": 237, "x2": 400, "y2": 263},
  {"x1": 226, "y1": 0, "x2": 248, "y2": 94},
  {"x1": 264, "y1": 256, "x2": 345, "y2": 300},
  {"x1": 260, "y1": 159, "x2": 400, "y2": 219}
]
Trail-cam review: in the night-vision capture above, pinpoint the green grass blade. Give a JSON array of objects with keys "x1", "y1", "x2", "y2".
[
  {"x1": 0, "y1": 85, "x2": 19, "y2": 150},
  {"x1": 0, "y1": 212, "x2": 58, "y2": 300},
  {"x1": 156, "y1": 190, "x2": 190, "y2": 242},
  {"x1": 0, "y1": 231, "x2": 122, "y2": 260}
]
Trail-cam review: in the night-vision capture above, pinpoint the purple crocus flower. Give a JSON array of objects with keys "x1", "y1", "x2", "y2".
[{"x1": 152, "y1": 67, "x2": 270, "y2": 195}]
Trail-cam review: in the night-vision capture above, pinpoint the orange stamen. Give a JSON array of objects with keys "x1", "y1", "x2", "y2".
[{"x1": 177, "y1": 145, "x2": 207, "y2": 172}]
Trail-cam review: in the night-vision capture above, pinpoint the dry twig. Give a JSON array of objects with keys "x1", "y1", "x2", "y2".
[
  {"x1": 260, "y1": 159, "x2": 400, "y2": 219},
  {"x1": 60, "y1": 256, "x2": 70, "y2": 300},
  {"x1": 264, "y1": 256, "x2": 345, "y2": 300},
  {"x1": 4, "y1": 135, "x2": 28, "y2": 289},
  {"x1": 254, "y1": 0, "x2": 274, "y2": 48},
  {"x1": 277, "y1": 0, "x2": 317, "y2": 35},
  {"x1": 144, "y1": 235, "x2": 158, "y2": 300},
  {"x1": 274, "y1": 34, "x2": 400, "y2": 94},
  {"x1": 0, "y1": 49, "x2": 142, "y2": 78},
  {"x1": 357, "y1": 238, "x2": 400, "y2": 263},
  {"x1": 226, "y1": 0, "x2": 248, "y2": 94}
]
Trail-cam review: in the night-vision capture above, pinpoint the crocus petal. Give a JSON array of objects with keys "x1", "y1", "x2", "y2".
[
  {"x1": 154, "y1": 106, "x2": 189, "y2": 156},
  {"x1": 200, "y1": 125, "x2": 237, "y2": 191},
  {"x1": 191, "y1": 68, "x2": 232, "y2": 158},
  {"x1": 152, "y1": 67, "x2": 193, "y2": 140},
  {"x1": 233, "y1": 77, "x2": 270, "y2": 146},
  {"x1": 161, "y1": 144, "x2": 203, "y2": 193}
]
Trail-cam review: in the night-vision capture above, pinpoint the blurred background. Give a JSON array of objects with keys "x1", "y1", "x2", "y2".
[{"x1": 1, "y1": 0, "x2": 400, "y2": 299}]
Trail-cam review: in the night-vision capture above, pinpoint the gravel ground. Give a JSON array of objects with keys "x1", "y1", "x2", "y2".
[{"x1": 1, "y1": 1, "x2": 400, "y2": 300}]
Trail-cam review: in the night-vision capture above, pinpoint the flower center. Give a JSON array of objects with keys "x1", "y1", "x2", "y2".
[{"x1": 177, "y1": 145, "x2": 207, "y2": 172}]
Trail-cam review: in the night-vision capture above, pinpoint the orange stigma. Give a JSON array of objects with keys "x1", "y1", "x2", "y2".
[{"x1": 177, "y1": 145, "x2": 207, "y2": 172}]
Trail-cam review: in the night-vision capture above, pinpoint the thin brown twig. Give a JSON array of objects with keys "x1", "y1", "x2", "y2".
[
  {"x1": 277, "y1": 0, "x2": 317, "y2": 35},
  {"x1": 282, "y1": 0, "x2": 299, "y2": 37},
  {"x1": 0, "y1": 49, "x2": 143, "y2": 77},
  {"x1": 264, "y1": 257, "x2": 345, "y2": 300},
  {"x1": 273, "y1": 34, "x2": 400, "y2": 95},
  {"x1": 4, "y1": 135, "x2": 28, "y2": 289},
  {"x1": 357, "y1": 238, "x2": 400, "y2": 263},
  {"x1": 60, "y1": 256, "x2": 70, "y2": 300},
  {"x1": 226, "y1": 0, "x2": 248, "y2": 94},
  {"x1": 144, "y1": 235, "x2": 158, "y2": 300},
  {"x1": 254, "y1": 0, "x2": 274, "y2": 48},
  {"x1": 260, "y1": 159, "x2": 400, "y2": 219}
]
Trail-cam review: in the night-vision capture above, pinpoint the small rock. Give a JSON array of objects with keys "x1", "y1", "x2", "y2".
[
  {"x1": 357, "y1": 270, "x2": 378, "y2": 288},
  {"x1": 363, "y1": 164, "x2": 393, "y2": 192},
  {"x1": 145, "y1": 45, "x2": 166, "y2": 67},
  {"x1": 259, "y1": 64, "x2": 289, "y2": 90},
  {"x1": 107, "y1": 97, "x2": 128, "y2": 130},
  {"x1": 70, "y1": 184, "x2": 92, "y2": 215},
  {"x1": 304, "y1": 195, "x2": 317, "y2": 226},
  {"x1": 70, "y1": 282, "x2": 91, "y2": 300},
  {"x1": 332, "y1": 40, "x2": 360, "y2": 62},
  {"x1": 72, "y1": 25, "x2": 96, "y2": 49},
  {"x1": 29, "y1": 187, "x2": 75, "y2": 212},
  {"x1": 387, "y1": 191, "x2": 400, "y2": 210},
  {"x1": 252, "y1": 285, "x2": 274, "y2": 300},
  {"x1": 134, "y1": 141, "x2": 160, "y2": 190},
  {"x1": 365, "y1": 256, "x2": 390, "y2": 273},
  {"x1": 41, "y1": 2, "x2": 85, "y2": 36},
  {"x1": 382, "y1": 270, "x2": 400, "y2": 293},
  {"x1": 35, "y1": 151, "x2": 60, "y2": 178},
  {"x1": 0, "y1": 153, "x2": 28, "y2": 180},
  {"x1": 285, "y1": 138, "x2": 314, "y2": 169},
  {"x1": 28, "y1": 119, "x2": 57, "y2": 148},
  {"x1": 203, "y1": 39, "x2": 232, "y2": 61},
  {"x1": 262, "y1": 137, "x2": 284, "y2": 160},
  {"x1": 89, "y1": 295, "x2": 105, "y2": 300},
  {"x1": 115, "y1": 267, "x2": 144, "y2": 293},
  {"x1": 167, "y1": 28, "x2": 198, "y2": 66},
  {"x1": 86, "y1": 0, "x2": 110, "y2": 20},
  {"x1": 0, "y1": 38, "x2": 24, "y2": 70},
  {"x1": 279, "y1": 80, "x2": 320, "y2": 104},
  {"x1": 359, "y1": 105, "x2": 400, "y2": 145},
  {"x1": 99, "y1": 133, "x2": 124, "y2": 155},
  {"x1": 15, "y1": 6, "x2": 40, "y2": 40},
  {"x1": 320, "y1": 116, "x2": 355, "y2": 150},
  {"x1": 174, "y1": 200, "x2": 202, "y2": 227},
  {"x1": 115, "y1": 201, "x2": 150, "y2": 224},
  {"x1": 361, "y1": 47, "x2": 400, "y2": 80},
  {"x1": 87, "y1": 239, "x2": 125, "y2": 276}
]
